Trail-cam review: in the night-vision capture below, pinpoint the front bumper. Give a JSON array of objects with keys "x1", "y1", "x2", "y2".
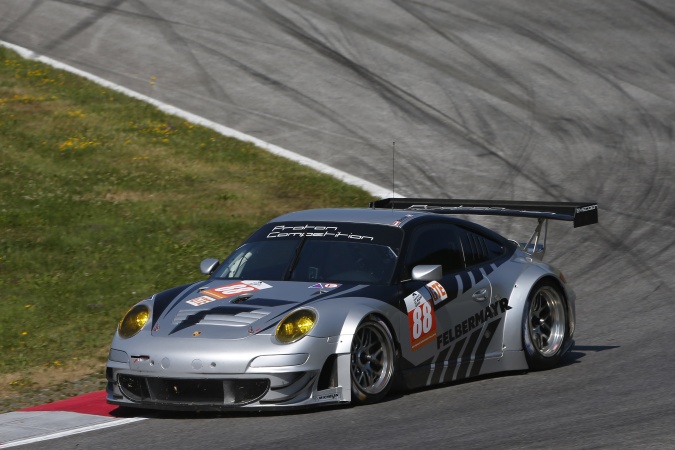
[{"x1": 106, "y1": 334, "x2": 352, "y2": 410}]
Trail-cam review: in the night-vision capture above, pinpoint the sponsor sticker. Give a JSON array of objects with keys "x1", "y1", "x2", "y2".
[
  {"x1": 200, "y1": 280, "x2": 272, "y2": 300},
  {"x1": 186, "y1": 295, "x2": 217, "y2": 307},
  {"x1": 267, "y1": 224, "x2": 373, "y2": 241},
  {"x1": 316, "y1": 388, "x2": 342, "y2": 402},
  {"x1": 576, "y1": 205, "x2": 597, "y2": 213},
  {"x1": 403, "y1": 285, "x2": 438, "y2": 351},
  {"x1": 426, "y1": 280, "x2": 448, "y2": 304},
  {"x1": 393, "y1": 214, "x2": 414, "y2": 227},
  {"x1": 436, "y1": 298, "x2": 512, "y2": 350},
  {"x1": 308, "y1": 283, "x2": 341, "y2": 289}
]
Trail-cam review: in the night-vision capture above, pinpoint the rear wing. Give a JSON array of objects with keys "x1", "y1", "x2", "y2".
[
  {"x1": 369, "y1": 198, "x2": 598, "y2": 259},
  {"x1": 369, "y1": 198, "x2": 598, "y2": 228}
]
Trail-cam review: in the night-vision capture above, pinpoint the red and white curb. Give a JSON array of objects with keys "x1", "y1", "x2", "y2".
[{"x1": 0, "y1": 391, "x2": 145, "y2": 447}]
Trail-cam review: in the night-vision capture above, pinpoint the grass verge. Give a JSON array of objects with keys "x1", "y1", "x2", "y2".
[{"x1": 0, "y1": 45, "x2": 373, "y2": 412}]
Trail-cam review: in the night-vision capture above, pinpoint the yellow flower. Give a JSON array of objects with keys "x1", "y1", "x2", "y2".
[{"x1": 66, "y1": 109, "x2": 86, "y2": 118}]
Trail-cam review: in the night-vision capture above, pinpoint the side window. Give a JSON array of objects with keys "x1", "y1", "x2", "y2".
[
  {"x1": 404, "y1": 223, "x2": 465, "y2": 277},
  {"x1": 459, "y1": 230, "x2": 505, "y2": 267}
]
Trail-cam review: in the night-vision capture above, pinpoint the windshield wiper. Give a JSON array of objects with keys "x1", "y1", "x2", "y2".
[{"x1": 283, "y1": 237, "x2": 307, "y2": 281}]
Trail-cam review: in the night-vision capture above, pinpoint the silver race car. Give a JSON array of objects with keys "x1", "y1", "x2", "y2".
[{"x1": 106, "y1": 198, "x2": 597, "y2": 411}]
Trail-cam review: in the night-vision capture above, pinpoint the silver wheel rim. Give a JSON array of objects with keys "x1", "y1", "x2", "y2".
[
  {"x1": 528, "y1": 286, "x2": 566, "y2": 357},
  {"x1": 351, "y1": 321, "x2": 394, "y2": 395}
]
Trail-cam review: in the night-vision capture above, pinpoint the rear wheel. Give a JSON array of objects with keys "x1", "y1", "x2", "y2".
[
  {"x1": 522, "y1": 280, "x2": 568, "y2": 370},
  {"x1": 350, "y1": 316, "x2": 396, "y2": 404}
]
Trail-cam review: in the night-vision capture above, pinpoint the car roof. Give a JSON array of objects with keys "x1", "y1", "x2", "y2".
[
  {"x1": 269, "y1": 208, "x2": 428, "y2": 226},
  {"x1": 269, "y1": 208, "x2": 513, "y2": 246}
]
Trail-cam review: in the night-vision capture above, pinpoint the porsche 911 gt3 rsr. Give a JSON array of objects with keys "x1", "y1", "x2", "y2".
[{"x1": 106, "y1": 198, "x2": 597, "y2": 411}]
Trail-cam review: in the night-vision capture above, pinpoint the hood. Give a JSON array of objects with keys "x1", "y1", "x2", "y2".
[{"x1": 151, "y1": 279, "x2": 365, "y2": 340}]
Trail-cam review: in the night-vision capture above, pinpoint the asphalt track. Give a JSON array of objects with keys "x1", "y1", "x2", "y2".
[{"x1": 1, "y1": 1, "x2": 675, "y2": 448}]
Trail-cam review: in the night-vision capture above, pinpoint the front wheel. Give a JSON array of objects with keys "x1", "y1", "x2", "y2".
[
  {"x1": 350, "y1": 316, "x2": 396, "y2": 404},
  {"x1": 522, "y1": 280, "x2": 569, "y2": 370}
]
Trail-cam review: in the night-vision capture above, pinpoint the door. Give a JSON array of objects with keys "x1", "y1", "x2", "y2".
[{"x1": 398, "y1": 222, "x2": 497, "y2": 388}]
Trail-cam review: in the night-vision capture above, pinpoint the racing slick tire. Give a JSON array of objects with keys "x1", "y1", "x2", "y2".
[
  {"x1": 522, "y1": 280, "x2": 569, "y2": 371},
  {"x1": 350, "y1": 316, "x2": 396, "y2": 404}
]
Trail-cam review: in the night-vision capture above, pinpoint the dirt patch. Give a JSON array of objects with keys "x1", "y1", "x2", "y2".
[{"x1": 0, "y1": 357, "x2": 108, "y2": 413}]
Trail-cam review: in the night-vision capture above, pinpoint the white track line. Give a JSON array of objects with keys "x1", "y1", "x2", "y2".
[
  {"x1": 1, "y1": 416, "x2": 146, "y2": 448},
  {"x1": 0, "y1": 40, "x2": 392, "y2": 198}
]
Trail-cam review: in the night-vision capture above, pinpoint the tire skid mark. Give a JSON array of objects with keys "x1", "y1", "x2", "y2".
[
  {"x1": 179, "y1": 34, "x2": 386, "y2": 163},
  {"x1": 125, "y1": 0, "x2": 230, "y2": 102},
  {"x1": 396, "y1": 1, "x2": 675, "y2": 289},
  {"x1": 445, "y1": 2, "x2": 669, "y2": 207},
  {"x1": 41, "y1": 0, "x2": 126, "y2": 53},
  {"x1": 9, "y1": 0, "x2": 231, "y2": 103},
  {"x1": 392, "y1": 0, "x2": 533, "y2": 108},
  {"x1": 247, "y1": 1, "x2": 571, "y2": 201},
  {"x1": 633, "y1": 0, "x2": 675, "y2": 29},
  {"x1": 0, "y1": 0, "x2": 47, "y2": 37},
  {"x1": 233, "y1": 1, "x2": 489, "y2": 194},
  {"x1": 248, "y1": 0, "x2": 675, "y2": 273}
]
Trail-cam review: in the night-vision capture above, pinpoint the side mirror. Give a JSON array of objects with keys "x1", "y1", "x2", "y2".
[
  {"x1": 411, "y1": 264, "x2": 442, "y2": 281},
  {"x1": 200, "y1": 258, "x2": 220, "y2": 275}
]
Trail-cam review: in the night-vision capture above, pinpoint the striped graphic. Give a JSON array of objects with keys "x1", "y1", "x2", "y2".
[
  {"x1": 434, "y1": 261, "x2": 503, "y2": 310},
  {"x1": 456, "y1": 328, "x2": 483, "y2": 380},
  {"x1": 422, "y1": 314, "x2": 506, "y2": 386},
  {"x1": 469, "y1": 318, "x2": 503, "y2": 377}
]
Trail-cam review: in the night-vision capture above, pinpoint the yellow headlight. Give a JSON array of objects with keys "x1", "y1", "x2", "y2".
[
  {"x1": 275, "y1": 309, "x2": 317, "y2": 343},
  {"x1": 118, "y1": 304, "x2": 150, "y2": 339}
]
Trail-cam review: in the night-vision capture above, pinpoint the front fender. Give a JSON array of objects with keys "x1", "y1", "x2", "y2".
[{"x1": 308, "y1": 297, "x2": 402, "y2": 353}]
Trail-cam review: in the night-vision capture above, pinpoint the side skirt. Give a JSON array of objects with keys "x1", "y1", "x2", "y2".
[{"x1": 397, "y1": 350, "x2": 528, "y2": 391}]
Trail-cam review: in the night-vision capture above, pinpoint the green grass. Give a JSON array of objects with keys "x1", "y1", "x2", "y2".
[{"x1": 0, "y1": 45, "x2": 373, "y2": 395}]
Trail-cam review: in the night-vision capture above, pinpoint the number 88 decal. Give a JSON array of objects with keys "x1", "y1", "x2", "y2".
[
  {"x1": 404, "y1": 290, "x2": 437, "y2": 351},
  {"x1": 412, "y1": 301, "x2": 433, "y2": 339}
]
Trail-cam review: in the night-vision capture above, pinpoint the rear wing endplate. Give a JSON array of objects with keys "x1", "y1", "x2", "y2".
[
  {"x1": 369, "y1": 198, "x2": 598, "y2": 260},
  {"x1": 369, "y1": 198, "x2": 598, "y2": 228}
]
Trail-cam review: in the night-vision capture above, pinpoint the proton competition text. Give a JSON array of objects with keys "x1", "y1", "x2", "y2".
[{"x1": 267, "y1": 224, "x2": 374, "y2": 240}]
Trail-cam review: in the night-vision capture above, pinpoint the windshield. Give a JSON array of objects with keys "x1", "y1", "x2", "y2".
[{"x1": 212, "y1": 222, "x2": 403, "y2": 284}]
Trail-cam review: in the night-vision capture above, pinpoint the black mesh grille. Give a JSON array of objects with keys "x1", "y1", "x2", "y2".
[
  {"x1": 117, "y1": 375, "x2": 270, "y2": 406},
  {"x1": 147, "y1": 378, "x2": 225, "y2": 403},
  {"x1": 118, "y1": 374, "x2": 151, "y2": 401}
]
